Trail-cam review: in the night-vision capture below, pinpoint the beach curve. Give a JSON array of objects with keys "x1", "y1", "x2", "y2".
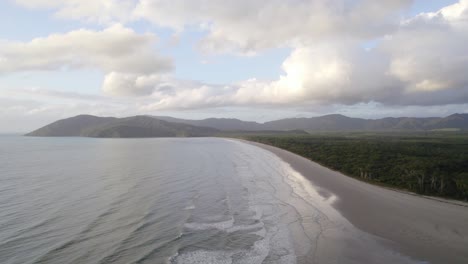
[{"x1": 239, "y1": 139, "x2": 468, "y2": 264}]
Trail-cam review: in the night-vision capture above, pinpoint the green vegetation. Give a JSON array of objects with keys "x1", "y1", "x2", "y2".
[{"x1": 241, "y1": 132, "x2": 468, "y2": 201}]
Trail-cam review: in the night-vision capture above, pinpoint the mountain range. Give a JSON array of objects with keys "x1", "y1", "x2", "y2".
[{"x1": 26, "y1": 113, "x2": 468, "y2": 137}]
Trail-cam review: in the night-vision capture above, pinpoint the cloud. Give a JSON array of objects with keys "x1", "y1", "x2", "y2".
[
  {"x1": 6, "y1": 0, "x2": 468, "y2": 111},
  {"x1": 137, "y1": 0, "x2": 468, "y2": 110},
  {"x1": 0, "y1": 24, "x2": 173, "y2": 96},
  {"x1": 14, "y1": 0, "x2": 412, "y2": 53},
  {"x1": 384, "y1": 0, "x2": 468, "y2": 98},
  {"x1": 381, "y1": 0, "x2": 468, "y2": 105},
  {"x1": 102, "y1": 72, "x2": 173, "y2": 96},
  {"x1": 137, "y1": 43, "x2": 393, "y2": 110},
  {"x1": 135, "y1": 0, "x2": 413, "y2": 54},
  {"x1": 231, "y1": 43, "x2": 397, "y2": 105}
]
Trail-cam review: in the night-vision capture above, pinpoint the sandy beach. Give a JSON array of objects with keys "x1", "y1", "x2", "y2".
[{"x1": 245, "y1": 140, "x2": 468, "y2": 264}]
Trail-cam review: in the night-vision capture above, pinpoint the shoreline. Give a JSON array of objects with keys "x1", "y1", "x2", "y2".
[{"x1": 240, "y1": 139, "x2": 468, "y2": 264}]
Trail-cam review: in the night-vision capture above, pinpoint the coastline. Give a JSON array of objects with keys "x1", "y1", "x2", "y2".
[{"x1": 239, "y1": 139, "x2": 468, "y2": 264}]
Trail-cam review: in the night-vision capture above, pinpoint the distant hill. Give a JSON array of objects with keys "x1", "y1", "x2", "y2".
[
  {"x1": 26, "y1": 115, "x2": 219, "y2": 138},
  {"x1": 426, "y1": 113, "x2": 468, "y2": 130},
  {"x1": 263, "y1": 114, "x2": 368, "y2": 131},
  {"x1": 153, "y1": 116, "x2": 264, "y2": 131},
  {"x1": 26, "y1": 113, "x2": 468, "y2": 137},
  {"x1": 25, "y1": 115, "x2": 117, "y2": 137},
  {"x1": 149, "y1": 113, "x2": 468, "y2": 132}
]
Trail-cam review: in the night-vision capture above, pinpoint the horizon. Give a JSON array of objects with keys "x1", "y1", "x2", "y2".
[{"x1": 1, "y1": 0, "x2": 468, "y2": 132}]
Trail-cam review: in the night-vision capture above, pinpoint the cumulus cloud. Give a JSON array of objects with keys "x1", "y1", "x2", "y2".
[
  {"x1": 137, "y1": 43, "x2": 393, "y2": 110},
  {"x1": 102, "y1": 73, "x2": 173, "y2": 96},
  {"x1": 384, "y1": 0, "x2": 468, "y2": 98},
  {"x1": 137, "y1": 0, "x2": 468, "y2": 110},
  {"x1": 135, "y1": 0, "x2": 412, "y2": 54},
  {"x1": 0, "y1": 24, "x2": 173, "y2": 96},
  {"x1": 14, "y1": 0, "x2": 412, "y2": 53}
]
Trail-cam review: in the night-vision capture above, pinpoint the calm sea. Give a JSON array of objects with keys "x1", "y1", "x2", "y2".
[{"x1": 0, "y1": 136, "x2": 417, "y2": 264}]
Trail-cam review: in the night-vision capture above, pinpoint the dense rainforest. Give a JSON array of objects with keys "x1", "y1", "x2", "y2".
[{"x1": 243, "y1": 133, "x2": 468, "y2": 201}]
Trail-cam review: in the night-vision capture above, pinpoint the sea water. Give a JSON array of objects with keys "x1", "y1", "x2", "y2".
[{"x1": 0, "y1": 136, "x2": 417, "y2": 264}]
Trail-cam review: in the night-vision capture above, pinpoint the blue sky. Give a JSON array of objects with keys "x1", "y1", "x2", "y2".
[
  {"x1": 409, "y1": 0, "x2": 458, "y2": 14},
  {"x1": 0, "y1": 0, "x2": 467, "y2": 132}
]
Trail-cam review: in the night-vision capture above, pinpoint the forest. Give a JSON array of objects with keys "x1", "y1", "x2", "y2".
[{"x1": 242, "y1": 132, "x2": 468, "y2": 201}]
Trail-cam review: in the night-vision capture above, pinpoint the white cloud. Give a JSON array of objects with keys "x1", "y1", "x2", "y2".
[
  {"x1": 137, "y1": 0, "x2": 468, "y2": 109},
  {"x1": 0, "y1": 24, "x2": 173, "y2": 96},
  {"x1": 135, "y1": 0, "x2": 413, "y2": 54},
  {"x1": 137, "y1": 43, "x2": 392, "y2": 110},
  {"x1": 14, "y1": 0, "x2": 412, "y2": 53},
  {"x1": 102, "y1": 72, "x2": 172, "y2": 96},
  {"x1": 382, "y1": 0, "x2": 468, "y2": 104}
]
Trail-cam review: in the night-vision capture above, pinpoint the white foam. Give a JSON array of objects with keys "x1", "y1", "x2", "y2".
[
  {"x1": 226, "y1": 221, "x2": 264, "y2": 233},
  {"x1": 183, "y1": 205, "x2": 195, "y2": 210},
  {"x1": 172, "y1": 229, "x2": 296, "y2": 264},
  {"x1": 231, "y1": 147, "x2": 298, "y2": 263},
  {"x1": 178, "y1": 140, "x2": 419, "y2": 264},
  {"x1": 172, "y1": 237, "x2": 270, "y2": 264},
  {"x1": 184, "y1": 218, "x2": 234, "y2": 231},
  {"x1": 172, "y1": 250, "x2": 233, "y2": 264}
]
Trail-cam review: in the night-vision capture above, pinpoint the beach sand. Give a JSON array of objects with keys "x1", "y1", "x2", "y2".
[{"x1": 245, "y1": 140, "x2": 468, "y2": 264}]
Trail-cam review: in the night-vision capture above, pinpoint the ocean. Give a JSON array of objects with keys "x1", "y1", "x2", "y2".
[{"x1": 0, "y1": 136, "x2": 417, "y2": 264}]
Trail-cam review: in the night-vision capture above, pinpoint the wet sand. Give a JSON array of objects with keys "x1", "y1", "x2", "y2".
[{"x1": 244, "y1": 140, "x2": 468, "y2": 264}]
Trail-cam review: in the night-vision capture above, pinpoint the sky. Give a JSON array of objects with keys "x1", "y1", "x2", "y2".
[{"x1": 0, "y1": 0, "x2": 467, "y2": 132}]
